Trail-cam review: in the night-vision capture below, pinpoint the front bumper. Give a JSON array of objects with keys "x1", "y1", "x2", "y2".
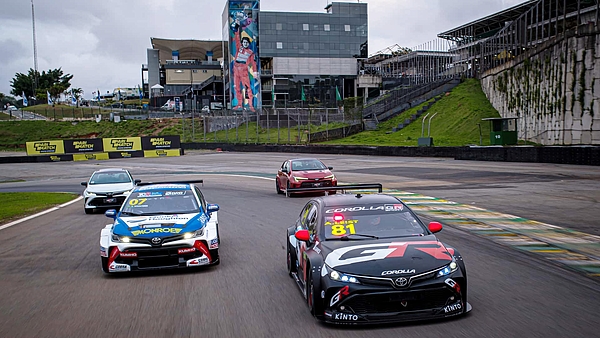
[
  {"x1": 320, "y1": 272, "x2": 468, "y2": 325},
  {"x1": 289, "y1": 179, "x2": 337, "y2": 190},
  {"x1": 102, "y1": 239, "x2": 218, "y2": 272},
  {"x1": 84, "y1": 193, "x2": 128, "y2": 210}
]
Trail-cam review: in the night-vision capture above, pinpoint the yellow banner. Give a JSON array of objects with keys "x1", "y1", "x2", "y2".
[
  {"x1": 102, "y1": 137, "x2": 142, "y2": 152},
  {"x1": 73, "y1": 153, "x2": 110, "y2": 161},
  {"x1": 143, "y1": 149, "x2": 181, "y2": 158},
  {"x1": 26, "y1": 140, "x2": 65, "y2": 155}
]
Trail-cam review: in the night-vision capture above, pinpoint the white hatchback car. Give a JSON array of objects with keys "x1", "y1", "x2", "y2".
[{"x1": 81, "y1": 168, "x2": 140, "y2": 214}]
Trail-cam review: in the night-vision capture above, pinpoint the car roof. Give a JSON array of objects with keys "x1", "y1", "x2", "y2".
[
  {"x1": 96, "y1": 168, "x2": 128, "y2": 173},
  {"x1": 319, "y1": 193, "x2": 400, "y2": 207}
]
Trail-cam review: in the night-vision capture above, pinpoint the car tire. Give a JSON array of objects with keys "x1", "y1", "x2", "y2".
[
  {"x1": 276, "y1": 178, "x2": 283, "y2": 195},
  {"x1": 287, "y1": 242, "x2": 297, "y2": 277},
  {"x1": 85, "y1": 208, "x2": 93, "y2": 214},
  {"x1": 286, "y1": 181, "x2": 292, "y2": 198},
  {"x1": 211, "y1": 248, "x2": 220, "y2": 265},
  {"x1": 306, "y1": 267, "x2": 316, "y2": 316},
  {"x1": 101, "y1": 257, "x2": 109, "y2": 273}
]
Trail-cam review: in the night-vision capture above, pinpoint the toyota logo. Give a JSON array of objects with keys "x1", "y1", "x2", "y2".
[
  {"x1": 151, "y1": 237, "x2": 162, "y2": 245},
  {"x1": 395, "y1": 277, "x2": 408, "y2": 287}
]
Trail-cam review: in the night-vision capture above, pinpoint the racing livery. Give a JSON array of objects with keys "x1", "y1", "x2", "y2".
[
  {"x1": 286, "y1": 184, "x2": 471, "y2": 324},
  {"x1": 100, "y1": 180, "x2": 220, "y2": 273}
]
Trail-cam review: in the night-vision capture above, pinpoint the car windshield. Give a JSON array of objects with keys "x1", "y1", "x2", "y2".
[
  {"x1": 323, "y1": 203, "x2": 426, "y2": 240},
  {"x1": 291, "y1": 159, "x2": 327, "y2": 171},
  {"x1": 120, "y1": 189, "x2": 199, "y2": 215},
  {"x1": 89, "y1": 172, "x2": 131, "y2": 185}
]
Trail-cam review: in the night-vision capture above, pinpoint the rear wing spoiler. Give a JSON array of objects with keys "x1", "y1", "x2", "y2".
[
  {"x1": 287, "y1": 183, "x2": 382, "y2": 194},
  {"x1": 136, "y1": 180, "x2": 204, "y2": 187}
]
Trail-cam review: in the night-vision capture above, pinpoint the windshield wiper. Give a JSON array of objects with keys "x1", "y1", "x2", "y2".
[
  {"x1": 338, "y1": 233, "x2": 379, "y2": 241},
  {"x1": 379, "y1": 234, "x2": 424, "y2": 239}
]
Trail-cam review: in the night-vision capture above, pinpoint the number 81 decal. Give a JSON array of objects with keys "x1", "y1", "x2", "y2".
[{"x1": 325, "y1": 219, "x2": 357, "y2": 236}]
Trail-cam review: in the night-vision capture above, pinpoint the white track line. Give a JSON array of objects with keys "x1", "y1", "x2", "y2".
[{"x1": 0, "y1": 195, "x2": 83, "y2": 231}]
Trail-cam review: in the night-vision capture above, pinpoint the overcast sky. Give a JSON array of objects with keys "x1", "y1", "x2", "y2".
[{"x1": 0, "y1": 0, "x2": 525, "y2": 99}]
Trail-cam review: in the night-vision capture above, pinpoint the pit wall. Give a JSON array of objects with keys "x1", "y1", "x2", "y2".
[{"x1": 481, "y1": 24, "x2": 600, "y2": 145}]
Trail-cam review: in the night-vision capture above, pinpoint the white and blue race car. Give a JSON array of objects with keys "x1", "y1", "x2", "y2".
[{"x1": 100, "y1": 180, "x2": 220, "y2": 273}]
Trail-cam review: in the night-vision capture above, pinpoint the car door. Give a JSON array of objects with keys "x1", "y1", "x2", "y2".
[
  {"x1": 278, "y1": 160, "x2": 290, "y2": 188},
  {"x1": 297, "y1": 202, "x2": 318, "y2": 285}
]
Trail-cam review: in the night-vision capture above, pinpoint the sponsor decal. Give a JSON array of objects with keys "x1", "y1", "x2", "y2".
[
  {"x1": 131, "y1": 228, "x2": 183, "y2": 236},
  {"x1": 325, "y1": 241, "x2": 452, "y2": 268},
  {"x1": 384, "y1": 204, "x2": 404, "y2": 211},
  {"x1": 100, "y1": 247, "x2": 108, "y2": 257},
  {"x1": 334, "y1": 313, "x2": 359, "y2": 321},
  {"x1": 325, "y1": 206, "x2": 385, "y2": 213},
  {"x1": 198, "y1": 214, "x2": 208, "y2": 223},
  {"x1": 137, "y1": 192, "x2": 163, "y2": 197},
  {"x1": 445, "y1": 278, "x2": 461, "y2": 293},
  {"x1": 443, "y1": 302, "x2": 462, "y2": 313},
  {"x1": 120, "y1": 252, "x2": 137, "y2": 258},
  {"x1": 72, "y1": 141, "x2": 95, "y2": 150},
  {"x1": 137, "y1": 184, "x2": 187, "y2": 191},
  {"x1": 178, "y1": 248, "x2": 196, "y2": 254},
  {"x1": 313, "y1": 241, "x2": 321, "y2": 254},
  {"x1": 330, "y1": 285, "x2": 350, "y2": 307},
  {"x1": 109, "y1": 263, "x2": 130, "y2": 272},
  {"x1": 111, "y1": 139, "x2": 133, "y2": 149},
  {"x1": 381, "y1": 269, "x2": 416, "y2": 276},
  {"x1": 34, "y1": 142, "x2": 57, "y2": 153},
  {"x1": 187, "y1": 257, "x2": 210, "y2": 266},
  {"x1": 50, "y1": 156, "x2": 61, "y2": 162},
  {"x1": 165, "y1": 191, "x2": 185, "y2": 196},
  {"x1": 209, "y1": 238, "x2": 219, "y2": 249},
  {"x1": 121, "y1": 152, "x2": 132, "y2": 158},
  {"x1": 147, "y1": 215, "x2": 189, "y2": 221}
]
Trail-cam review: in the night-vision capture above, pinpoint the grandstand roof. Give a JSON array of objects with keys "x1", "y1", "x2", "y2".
[
  {"x1": 437, "y1": 0, "x2": 537, "y2": 42},
  {"x1": 150, "y1": 38, "x2": 226, "y2": 64}
]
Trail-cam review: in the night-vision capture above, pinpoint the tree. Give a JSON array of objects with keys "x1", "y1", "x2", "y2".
[{"x1": 10, "y1": 68, "x2": 73, "y2": 105}]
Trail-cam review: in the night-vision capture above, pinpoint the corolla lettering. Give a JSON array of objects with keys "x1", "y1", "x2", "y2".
[
  {"x1": 325, "y1": 206, "x2": 385, "y2": 213},
  {"x1": 381, "y1": 269, "x2": 416, "y2": 275}
]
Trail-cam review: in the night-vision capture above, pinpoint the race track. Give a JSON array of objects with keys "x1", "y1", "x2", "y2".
[{"x1": 0, "y1": 152, "x2": 599, "y2": 338}]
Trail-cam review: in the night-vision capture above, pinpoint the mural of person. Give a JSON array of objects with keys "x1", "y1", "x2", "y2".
[{"x1": 231, "y1": 10, "x2": 259, "y2": 112}]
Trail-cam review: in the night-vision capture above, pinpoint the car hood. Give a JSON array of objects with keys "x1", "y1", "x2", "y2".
[
  {"x1": 87, "y1": 182, "x2": 134, "y2": 194},
  {"x1": 293, "y1": 170, "x2": 332, "y2": 178},
  {"x1": 112, "y1": 213, "x2": 206, "y2": 238},
  {"x1": 321, "y1": 235, "x2": 454, "y2": 278}
]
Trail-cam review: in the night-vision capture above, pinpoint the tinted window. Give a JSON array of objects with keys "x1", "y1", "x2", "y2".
[
  {"x1": 291, "y1": 159, "x2": 326, "y2": 171},
  {"x1": 322, "y1": 203, "x2": 426, "y2": 239},
  {"x1": 90, "y1": 172, "x2": 131, "y2": 185},
  {"x1": 121, "y1": 189, "x2": 199, "y2": 215}
]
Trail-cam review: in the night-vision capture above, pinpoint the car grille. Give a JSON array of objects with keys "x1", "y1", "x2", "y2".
[
  {"x1": 118, "y1": 243, "x2": 203, "y2": 270},
  {"x1": 128, "y1": 234, "x2": 185, "y2": 246},
  {"x1": 341, "y1": 287, "x2": 453, "y2": 314},
  {"x1": 89, "y1": 196, "x2": 127, "y2": 207},
  {"x1": 300, "y1": 180, "x2": 333, "y2": 188}
]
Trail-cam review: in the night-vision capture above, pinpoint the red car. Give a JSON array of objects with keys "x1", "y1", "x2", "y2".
[{"x1": 276, "y1": 158, "x2": 337, "y2": 197}]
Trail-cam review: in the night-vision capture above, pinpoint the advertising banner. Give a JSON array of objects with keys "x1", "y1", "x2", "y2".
[
  {"x1": 108, "y1": 151, "x2": 145, "y2": 159},
  {"x1": 102, "y1": 137, "x2": 142, "y2": 152},
  {"x1": 141, "y1": 136, "x2": 181, "y2": 150},
  {"x1": 35, "y1": 154, "x2": 73, "y2": 162},
  {"x1": 64, "y1": 138, "x2": 104, "y2": 153},
  {"x1": 73, "y1": 153, "x2": 110, "y2": 161},
  {"x1": 26, "y1": 140, "x2": 65, "y2": 156},
  {"x1": 228, "y1": 0, "x2": 261, "y2": 112},
  {"x1": 143, "y1": 149, "x2": 181, "y2": 158}
]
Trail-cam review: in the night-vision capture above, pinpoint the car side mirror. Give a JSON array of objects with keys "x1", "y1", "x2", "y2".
[
  {"x1": 207, "y1": 204, "x2": 220, "y2": 214},
  {"x1": 134, "y1": 179, "x2": 141, "y2": 185},
  {"x1": 328, "y1": 166, "x2": 333, "y2": 170},
  {"x1": 295, "y1": 229, "x2": 310, "y2": 242},
  {"x1": 105, "y1": 209, "x2": 117, "y2": 219},
  {"x1": 428, "y1": 221, "x2": 443, "y2": 233},
  {"x1": 81, "y1": 182, "x2": 88, "y2": 187}
]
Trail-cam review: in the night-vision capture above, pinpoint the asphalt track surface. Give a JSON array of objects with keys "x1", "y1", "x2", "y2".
[{"x1": 0, "y1": 151, "x2": 599, "y2": 338}]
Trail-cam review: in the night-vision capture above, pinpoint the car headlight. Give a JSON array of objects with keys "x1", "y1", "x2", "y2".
[
  {"x1": 324, "y1": 174, "x2": 335, "y2": 179},
  {"x1": 83, "y1": 190, "x2": 96, "y2": 198},
  {"x1": 183, "y1": 228, "x2": 204, "y2": 239},
  {"x1": 327, "y1": 265, "x2": 360, "y2": 284},
  {"x1": 111, "y1": 233, "x2": 131, "y2": 243},
  {"x1": 294, "y1": 177, "x2": 308, "y2": 182},
  {"x1": 437, "y1": 260, "x2": 458, "y2": 277}
]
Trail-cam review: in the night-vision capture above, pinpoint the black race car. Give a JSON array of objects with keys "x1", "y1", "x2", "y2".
[{"x1": 286, "y1": 184, "x2": 471, "y2": 324}]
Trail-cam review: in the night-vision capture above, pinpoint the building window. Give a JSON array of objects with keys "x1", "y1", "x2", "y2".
[
  {"x1": 324, "y1": 24, "x2": 330, "y2": 31},
  {"x1": 277, "y1": 42, "x2": 283, "y2": 49},
  {"x1": 345, "y1": 24, "x2": 351, "y2": 32},
  {"x1": 276, "y1": 23, "x2": 282, "y2": 30},
  {"x1": 303, "y1": 24, "x2": 309, "y2": 31}
]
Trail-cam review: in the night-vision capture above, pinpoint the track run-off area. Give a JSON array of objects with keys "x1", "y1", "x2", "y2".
[{"x1": 0, "y1": 151, "x2": 599, "y2": 338}]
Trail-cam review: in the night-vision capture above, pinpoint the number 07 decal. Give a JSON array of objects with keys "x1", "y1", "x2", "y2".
[{"x1": 128, "y1": 198, "x2": 147, "y2": 206}]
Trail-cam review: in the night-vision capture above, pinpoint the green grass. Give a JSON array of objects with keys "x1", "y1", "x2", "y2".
[
  {"x1": 320, "y1": 78, "x2": 501, "y2": 146},
  {"x1": 0, "y1": 192, "x2": 79, "y2": 224}
]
